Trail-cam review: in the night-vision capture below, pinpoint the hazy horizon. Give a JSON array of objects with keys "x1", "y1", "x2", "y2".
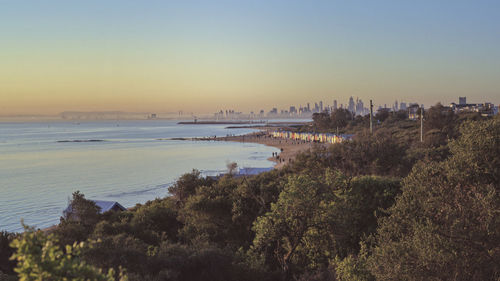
[{"x1": 1, "y1": 0, "x2": 499, "y2": 115}]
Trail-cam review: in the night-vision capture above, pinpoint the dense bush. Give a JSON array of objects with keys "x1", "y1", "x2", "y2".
[{"x1": 369, "y1": 117, "x2": 500, "y2": 280}]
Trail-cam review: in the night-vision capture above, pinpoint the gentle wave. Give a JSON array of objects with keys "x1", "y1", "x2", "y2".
[{"x1": 0, "y1": 120, "x2": 280, "y2": 232}]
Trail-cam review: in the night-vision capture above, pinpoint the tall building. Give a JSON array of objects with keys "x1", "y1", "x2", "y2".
[
  {"x1": 459, "y1": 97, "x2": 467, "y2": 105},
  {"x1": 394, "y1": 100, "x2": 398, "y2": 111},
  {"x1": 333, "y1": 100, "x2": 338, "y2": 110},
  {"x1": 268, "y1": 108, "x2": 278, "y2": 116},
  {"x1": 348, "y1": 97, "x2": 355, "y2": 113},
  {"x1": 400, "y1": 102, "x2": 407, "y2": 111},
  {"x1": 355, "y1": 99, "x2": 364, "y2": 115},
  {"x1": 319, "y1": 101, "x2": 323, "y2": 112},
  {"x1": 307, "y1": 103, "x2": 310, "y2": 112}
]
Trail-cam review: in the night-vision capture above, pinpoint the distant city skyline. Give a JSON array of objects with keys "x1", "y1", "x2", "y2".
[
  {"x1": 46, "y1": 96, "x2": 496, "y2": 120},
  {"x1": 1, "y1": 96, "x2": 497, "y2": 118},
  {"x1": 1, "y1": 1, "x2": 499, "y2": 116}
]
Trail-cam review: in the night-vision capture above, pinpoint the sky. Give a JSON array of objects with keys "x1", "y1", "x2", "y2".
[{"x1": 1, "y1": 0, "x2": 499, "y2": 115}]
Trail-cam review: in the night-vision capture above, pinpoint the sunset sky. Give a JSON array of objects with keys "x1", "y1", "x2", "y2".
[{"x1": 1, "y1": 0, "x2": 499, "y2": 115}]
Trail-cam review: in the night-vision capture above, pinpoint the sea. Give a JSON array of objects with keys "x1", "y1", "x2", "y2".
[{"x1": 0, "y1": 120, "x2": 279, "y2": 233}]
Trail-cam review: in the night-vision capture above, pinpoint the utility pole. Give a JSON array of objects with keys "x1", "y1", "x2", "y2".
[
  {"x1": 370, "y1": 100, "x2": 373, "y2": 134},
  {"x1": 420, "y1": 105, "x2": 424, "y2": 142}
]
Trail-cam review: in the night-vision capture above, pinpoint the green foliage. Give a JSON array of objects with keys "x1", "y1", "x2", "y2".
[
  {"x1": 250, "y1": 172, "x2": 400, "y2": 278},
  {"x1": 231, "y1": 169, "x2": 287, "y2": 244},
  {"x1": 312, "y1": 109, "x2": 354, "y2": 132},
  {"x1": 130, "y1": 198, "x2": 181, "y2": 243},
  {"x1": 333, "y1": 176, "x2": 400, "y2": 256},
  {"x1": 334, "y1": 253, "x2": 374, "y2": 281},
  {"x1": 10, "y1": 225, "x2": 127, "y2": 281},
  {"x1": 178, "y1": 175, "x2": 242, "y2": 246},
  {"x1": 125, "y1": 242, "x2": 265, "y2": 281},
  {"x1": 325, "y1": 128, "x2": 411, "y2": 177},
  {"x1": 375, "y1": 108, "x2": 390, "y2": 122},
  {"x1": 447, "y1": 117, "x2": 500, "y2": 186},
  {"x1": 251, "y1": 174, "x2": 335, "y2": 276},
  {"x1": 312, "y1": 112, "x2": 332, "y2": 130},
  {"x1": 168, "y1": 169, "x2": 213, "y2": 206},
  {"x1": 80, "y1": 198, "x2": 183, "y2": 276},
  {"x1": 369, "y1": 118, "x2": 500, "y2": 280},
  {"x1": 63, "y1": 191, "x2": 101, "y2": 226},
  {"x1": 55, "y1": 191, "x2": 102, "y2": 246},
  {"x1": 424, "y1": 103, "x2": 457, "y2": 138}
]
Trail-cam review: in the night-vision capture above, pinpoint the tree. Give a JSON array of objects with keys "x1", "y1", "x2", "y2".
[
  {"x1": 62, "y1": 191, "x2": 101, "y2": 227},
  {"x1": 326, "y1": 128, "x2": 410, "y2": 177},
  {"x1": 424, "y1": 103, "x2": 456, "y2": 137},
  {"x1": 312, "y1": 112, "x2": 331, "y2": 131},
  {"x1": 129, "y1": 198, "x2": 181, "y2": 243},
  {"x1": 369, "y1": 118, "x2": 500, "y2": 280},
  {"x1": 168, "y1": 170, "x2": 213, "y2": 206},
  {"x1": 332, "y1": 176, "x2": 401, "y2": 256},
  {"x1": 10, "y1": 225, "x2": 127, "y2": 281},
  {"x1": 375, "y1": 108, "x2": 390, "y2": 122},
  {"x1": 331, "y1": 109, "x2": 353, "y2": 130},
  {"x1": 334, "y1": 245, "x2": 374, "y2": 281},
  {"x1": 56, "y1": 191, "x2": 101, "y2": 246},
  {"x1": 231, "y1": 169, "x2": 287, "y2": 248},
  {"x1": 251, "y1": 174, "x2": 338, "y2": 278},
  {"x1": 178, "y1": 176, "x2": 242, "y2": 247}
]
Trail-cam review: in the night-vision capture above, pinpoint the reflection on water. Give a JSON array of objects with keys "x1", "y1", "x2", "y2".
[{"x1": 0, "y1": 120, "x2": 278, "y2": 232}]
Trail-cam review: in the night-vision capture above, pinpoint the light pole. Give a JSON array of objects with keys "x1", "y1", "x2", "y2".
[
  {"x1": 370, "y1": 100, "x2": 373, "y2": 134},
  {"x1": 420, "y1": 105, "x2": 424, "y2": 142}
]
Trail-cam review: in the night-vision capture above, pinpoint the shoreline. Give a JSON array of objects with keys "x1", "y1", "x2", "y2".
[
  {"x1": 36, "y1": 132, "x2": 307, "y2": 233},
  {"x1": 15, "y1": 129, "x2": 310, "y2": 234},
  {"x1": 192, "y1": 131, "x2": 315, "y2": 169},
  {"x1": 178, "y1": 121, "x2": 309, "y2": 125}
]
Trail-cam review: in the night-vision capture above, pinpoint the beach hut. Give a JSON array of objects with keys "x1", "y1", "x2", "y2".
[
  {"x1": 238, "y1": 167, "x2": 274, "y2": 176},
  {"x1": 92, "y1": 200, "x2": 127, "y2": 213},
  {"x1": 64, "y1": 200, "x2": 126, "y2": 217}
]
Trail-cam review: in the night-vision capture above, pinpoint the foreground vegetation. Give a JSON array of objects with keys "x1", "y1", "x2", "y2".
[{"x1": 1, "y1": 106, "x2": 498, "y2": 280}]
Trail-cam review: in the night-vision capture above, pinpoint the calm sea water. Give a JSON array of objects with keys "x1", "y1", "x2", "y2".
[{"x1": 0, "y1": 120, "x2": 278, "y2": 232}]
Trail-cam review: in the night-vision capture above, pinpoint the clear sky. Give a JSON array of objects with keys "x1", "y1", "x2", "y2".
[{"x1": 1, "y1": 0, "x2": 499, "y2": 115}]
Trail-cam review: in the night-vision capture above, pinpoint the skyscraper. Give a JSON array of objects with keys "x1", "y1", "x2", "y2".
[
  {"x1": 400, "y1": 102, "x2": 407, "y2": 110},
  {"x1": 459, "y1": 97, "x2": 467, "y2": 105},
  {"x1": 333, "y1": 100, "x2": 337, "y2": 110},
  {"x1": 319, "y1": 101, "x2": 323, "y2": 112},
  {"x1": 356, "y1": 99, "x2": 364, "y2": 115},
  {"x1": 348, "y1": 97, "x2": 355, "y2": 114}
]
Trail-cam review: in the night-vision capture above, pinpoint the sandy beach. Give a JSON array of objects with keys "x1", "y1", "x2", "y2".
[{"x1": 197, "y1": 131, "x2": 317, "y2": 169}]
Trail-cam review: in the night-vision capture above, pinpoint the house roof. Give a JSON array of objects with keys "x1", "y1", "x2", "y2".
[
  {"x1": 64, "y1": 200, "x2": 126, "y2": 215},
  {"x1": 238, "y1": 167, "x2": 274, "y2": 176},
  {"x1": 92, "y1": 200, "x2": 126, "y2": 213},
  {"x1": 206, "y1": 167, "x2": 274, "y2": 179}
]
